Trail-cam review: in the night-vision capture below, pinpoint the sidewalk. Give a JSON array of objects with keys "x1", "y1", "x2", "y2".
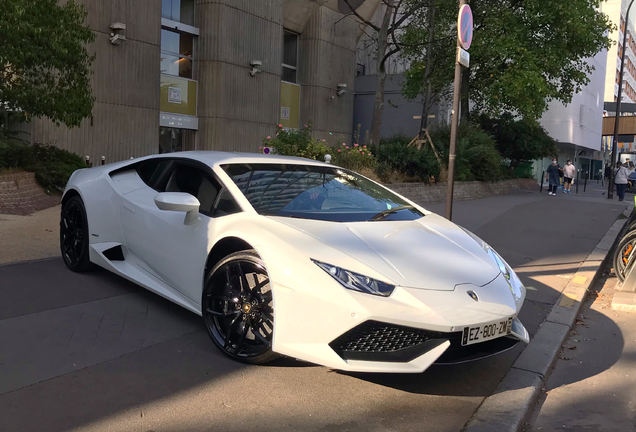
[
  {"x1": 0, "y1": 205, "x2": 60, "y2": 264},
  {"x1": 527, "y1": 273, "x2": 636, "y2": 432}
]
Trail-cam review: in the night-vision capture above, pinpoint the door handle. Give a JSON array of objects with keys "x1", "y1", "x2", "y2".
[{"x1": 123, "y1": 201, "x2": 136, "y2": 214}]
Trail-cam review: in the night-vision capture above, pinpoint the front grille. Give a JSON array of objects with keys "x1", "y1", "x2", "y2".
[{"x1": 329, "y1": 320, "x2": 460, "y2": 362}]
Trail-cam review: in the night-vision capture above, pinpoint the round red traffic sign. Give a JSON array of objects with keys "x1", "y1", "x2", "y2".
[{"x1": 458, "y1": 4, "x2": 473, "y2": 50}]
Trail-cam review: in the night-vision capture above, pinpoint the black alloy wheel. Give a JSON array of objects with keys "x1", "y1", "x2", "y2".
[
  {"x1": 203, "y1": 250, "x2": 279, "y2": 364},
  {"x1": 60, "y1": 196, "x2": 93, "y2": 272}
]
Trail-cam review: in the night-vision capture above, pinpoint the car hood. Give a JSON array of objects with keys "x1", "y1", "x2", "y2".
[{"x1": 269, "y1": 214, "x2": 500, "y2": 291}]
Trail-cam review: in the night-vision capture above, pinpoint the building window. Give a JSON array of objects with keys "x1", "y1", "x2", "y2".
[
  {"x1": 161, "y1": 29, "x2": 193, "y2": 78},
  {"x1": 282, "y1": 31, "x2": 298, "y2": 83},
  {"x1": 162, "y1": 0, "x2": 194, "y2": 26},
  {"x1": 356, "y1": 63, "x2": 365, "y2": 76}
]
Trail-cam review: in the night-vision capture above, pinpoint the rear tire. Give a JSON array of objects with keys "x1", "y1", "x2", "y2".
[
  {"x1": 614, "y1": 230, "x2": 636, "y2": 282},
  {"x1": 60, "y1": 196, "x2": 93, "y2": 273},
  {"x1": 202, "y1": 250, "x2": 279, "y2": 365}
]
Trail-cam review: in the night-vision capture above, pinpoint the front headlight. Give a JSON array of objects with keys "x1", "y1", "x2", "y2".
[{"x1": 312, "y1": 259, "x2": 395, "y2": 297}]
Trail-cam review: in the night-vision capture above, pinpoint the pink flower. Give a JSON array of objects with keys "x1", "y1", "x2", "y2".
[
  {"x1": 342, "y1": 142, "x2": 346, "y2": 145},
  {"x1": 361, "y1": 152, "x2": 365, "y2": 155},
  {"x1": 259, "y1": 147, "x2": 263, "y2": 150},
  {"x1": 266, "y1": 136, "x2": 271, "y2": 139},
  {"x1": 278, "y1": 124, "x2": 282, "y2": 128},
  {"x1": 354, "y1": 143, "x2": 359, "y2": 147},
  {"x1": 337, "y1": 149, "x2": 341, "y2": 152},
  {"x1": 363, "y1": 145, "x2": 367, "y2": 148},
  {"x1": 346, "y1": 146, "x2": 349, "y2": 149},
  {"x1": 304, "y1": 124, "x2": 308, "y2": 127}
]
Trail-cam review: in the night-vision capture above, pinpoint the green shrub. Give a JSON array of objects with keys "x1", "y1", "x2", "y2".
[
  {"x1": 428, "y1": 123, "x2": 503, "y2": 182},
  {"x1": 332, "y1": 143, "x2": 377, "y2": 172},
  {"x1": 374, "y1": 135, "x2": 440, "y2": 182},
  {"x1": 0, "y1": 135, "x2": 85, "y2": 191},
  {"x1": 263, "y1": 123, "x2": 330, "y2": 161}
]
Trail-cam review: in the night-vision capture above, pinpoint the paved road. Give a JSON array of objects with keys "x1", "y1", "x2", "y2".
[{"x1": 0, "y1": 189, "x2": 628, "y2": 432}]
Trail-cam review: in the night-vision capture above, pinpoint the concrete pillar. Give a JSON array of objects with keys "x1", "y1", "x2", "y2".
[
  {"x1": 195, "y1": 0, "x2": 283, "y2": 152},
  {"x1": 298, "y1": 6, "x2": 356, "y2": 144}
]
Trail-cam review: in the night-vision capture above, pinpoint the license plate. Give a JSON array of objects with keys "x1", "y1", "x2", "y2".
[{"x1": 461, "y1": 317, "x2": 513, "y2": 346}]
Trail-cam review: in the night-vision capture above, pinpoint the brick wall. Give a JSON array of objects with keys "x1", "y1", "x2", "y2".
[
  {"x1": 0, "y1": 172, "x2": 59, "y2": 216},
  {"x1": 386, "y1": 178, "x2": 537, "y2": 205}
]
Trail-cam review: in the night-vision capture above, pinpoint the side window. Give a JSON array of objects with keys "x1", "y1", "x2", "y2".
[
  {"x1": 214, "y1": 188, "x2": 242, "y2": 217},
  {"x1": 138, "y1": 159, "x2": 173, "y2": 191},
  {"x1": 165, "y1": 164, "x2": 222, "y2": 216}
]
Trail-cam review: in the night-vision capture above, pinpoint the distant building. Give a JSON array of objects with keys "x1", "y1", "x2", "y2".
[
  {"x1": 14, "y1": 0, "x2": 383, "y2": 163},
  {"x1": 536, "y1": 49, "x2": 607, "y2": 183},
  {"x1": 602, "y1": 0, "x2": 636, "y2": 104}
]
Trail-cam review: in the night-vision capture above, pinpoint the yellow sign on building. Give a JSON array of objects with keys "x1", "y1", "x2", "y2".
[
  {"x1": 280, "y1": 82, "x2": 300, "y2": 129},
  {"x1": 160, "y1": 75, "x2": 198, "y2": 117}
]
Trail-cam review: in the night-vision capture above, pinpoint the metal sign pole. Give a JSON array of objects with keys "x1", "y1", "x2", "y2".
[{"x1": 445, "y1": 0, "x2": 469, "y2": 220}]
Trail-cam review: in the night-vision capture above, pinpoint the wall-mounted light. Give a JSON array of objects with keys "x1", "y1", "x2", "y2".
[
  {"x1": 337, "y1": 83, "x2": 347, "y2": 96},
  {"x1": 110, "y1": 22, "x2": 126, "y2": 45},
  {"x1": 250, "y1": 60, "x2": 262, "y2": 77}
]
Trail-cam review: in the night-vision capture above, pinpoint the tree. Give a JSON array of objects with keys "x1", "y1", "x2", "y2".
[
  {"x1": 343, "y1": 0, "x2": 429, "y2": 145},
  {"x1": 0, "y1": 0, "x2": 95, "y2": 128},
  {"x1": 401, "y1": 0, "x2": 613, "y2": 121},
  {"x1": 469, "y1": 0, "x2": 613, "y2": 119},
  {"x1": 478, "y1": 113, "x2": 558, "y2": 168},
  {"x1": 399, "y1": 0, "x2": 456, "y2": 135}
]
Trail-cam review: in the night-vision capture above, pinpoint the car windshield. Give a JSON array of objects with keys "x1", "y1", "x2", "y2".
[{"x1": 222, "y1": 163, "x2": 424, "y2": 222}]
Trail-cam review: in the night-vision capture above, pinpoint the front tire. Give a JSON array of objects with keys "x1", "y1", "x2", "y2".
[
  {"x1": 60, "y1": 195, "x2": 93, "y2": 272},
  {"x1": 202, "y1": 250, "x2": 279, "y2": 364}
]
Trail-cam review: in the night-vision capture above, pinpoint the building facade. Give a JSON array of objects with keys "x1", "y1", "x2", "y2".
[
  {"x1": 16, "y1": 0, "x2": 381, "y2": 164},
  {"x1": 602, "y1": 0, "x2": 636, "y2": 104},
  {"x1": 535, "y1": 49, "x2": 608, "y2": 182}
]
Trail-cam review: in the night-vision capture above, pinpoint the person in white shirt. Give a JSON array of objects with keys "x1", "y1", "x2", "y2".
[
  {"x1": 563, "y1": 160, "x2": 576, "y2": 194},
  {"x1": 615, "y1": 161, "x2": 630, "y2": 202}
]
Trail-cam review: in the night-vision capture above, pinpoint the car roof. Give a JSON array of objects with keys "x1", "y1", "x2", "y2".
[{"x1": 151, "y1": 151, "x2": 333, "y2": 168}]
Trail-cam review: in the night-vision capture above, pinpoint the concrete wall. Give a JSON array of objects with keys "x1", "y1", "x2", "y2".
[
  {"x1": 387, "y1": 178, "x2": 537, "y2": 206},
  {"x1": 298, "y1": 6, "x2": 357, "y2": 143},
  {"x1": 16, "y1": 0, "x2": 162, "y2": 164},
  {"x1": 195, "y1": 0, "x2": 282, "y2": 152},
  {"x1": 353, "y1": 74, "x2": 449, "y2": 142}
]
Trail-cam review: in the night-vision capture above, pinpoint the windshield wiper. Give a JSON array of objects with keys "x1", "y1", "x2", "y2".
[{"x1": 369, "y1": 205, "x2": 416, "y2": 221}]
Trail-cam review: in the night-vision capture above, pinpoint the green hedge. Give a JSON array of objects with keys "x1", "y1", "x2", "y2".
[
  {"x1": 0, "y1": 135, "x2": 85, "y2": 191},
  {"x1": 374, "y1": 135, "x2": 439, "y2": 182},
  {"x1": 428, "y1": 123, "x2": 503, "y2": 182}
]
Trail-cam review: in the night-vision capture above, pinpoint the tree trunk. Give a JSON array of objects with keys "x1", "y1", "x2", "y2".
[
  {"x1": 369, "y1": 1, "x2": 394, "y2": 146},
  {"x1": 418, "y1": 0, "x2": 435, "y2": 138},
  {"x1": 460, "y1": 66, "x2": 469, "y2": 124}
]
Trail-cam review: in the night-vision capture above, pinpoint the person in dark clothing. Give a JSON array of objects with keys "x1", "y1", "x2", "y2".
[
  {"x1": 605, "y1": 165, "x2": 612, "y2": 182},
  {"x1": 615, "y1": 161, "x2": 630, "y2": 202},
  {"x1": 545, "y1": 158, "x2": 562, "y2": 196}
]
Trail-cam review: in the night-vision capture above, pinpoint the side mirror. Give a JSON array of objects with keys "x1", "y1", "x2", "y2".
[{"x1": 154, "y1": 192, "x2": 200, "y2": 225}]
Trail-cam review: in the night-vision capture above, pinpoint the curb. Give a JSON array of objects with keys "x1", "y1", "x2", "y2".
[
  {"x1": 0, "y1": 256, "x2": 61, "y2": 268},
  {"x1": 462, "y1": 205, "x2": 632, "y2": 432},
  {"x1": 611, "y1": 291, "x2": 636, "y2": 312}
]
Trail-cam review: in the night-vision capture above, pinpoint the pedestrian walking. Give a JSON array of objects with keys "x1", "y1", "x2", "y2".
[
  {"x1": 563, "y1": 160, "x2": 576, "y2": 194},
  {"x1": 615, "y1": 161, "x2": 630, "y2": 202},
  {"x1": 545, "y1": 158, "x2": 562, "y2": 196}
]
